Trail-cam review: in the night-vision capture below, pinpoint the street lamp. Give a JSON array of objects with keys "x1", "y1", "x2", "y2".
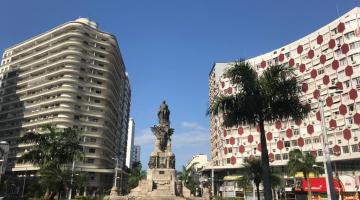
[
  {"x1": 110, "y1": 157, "x2": 120, "y2": 196},
  {"x1": 318, "y1": 86, "x2": 342, "y2": 200}
]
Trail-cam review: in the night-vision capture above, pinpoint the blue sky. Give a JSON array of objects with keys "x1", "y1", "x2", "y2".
[{"x1": 0, "y1": 1, "x2": 359, "y2": 169}]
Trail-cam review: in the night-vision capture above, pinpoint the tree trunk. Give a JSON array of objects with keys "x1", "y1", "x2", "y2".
[
  {"x1": 306, "y1": 177, "x2": 312, "y2": 200},
  {"x1": 256, "y1": 183, "x2": 261, "y2": 200},
  {"x1": 259, "y1": 119, "x2": 272, "y2": 200}
]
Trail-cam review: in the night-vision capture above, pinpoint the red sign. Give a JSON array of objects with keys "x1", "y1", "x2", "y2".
[{"x1": 295, "y1": 177, "x2": 342, "y2": 193}]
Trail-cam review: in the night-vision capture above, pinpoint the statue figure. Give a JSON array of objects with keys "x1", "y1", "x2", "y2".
[{"x1": 158, "y1": 101, "x2": 170, "y2": 126}]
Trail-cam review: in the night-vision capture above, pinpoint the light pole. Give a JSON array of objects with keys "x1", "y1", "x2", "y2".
[
  {"x1": 21, "y1": 168, "x2": 27, "y2": 197},
  {"x1": 68, "y1": 160, "x2": 75, "y2": 200},
  {"x1": 318, "y1": 86, "x2": 341, "y2": 200},
  {"x1": 110, "y1": 157, "x2": 120, "y2": 196}
]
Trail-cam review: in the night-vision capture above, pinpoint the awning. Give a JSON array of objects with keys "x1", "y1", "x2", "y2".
[
  {"x1": 295, "y1": 177, "x2": 342, "y2": 193},
  {"x1": 223, "y1": 175, "x2": 243, "y2": 181}
]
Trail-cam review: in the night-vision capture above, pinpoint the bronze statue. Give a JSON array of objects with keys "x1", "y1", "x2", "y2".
[{"x1": 158, "y1": 101, "x2": 170, "y2": 126}]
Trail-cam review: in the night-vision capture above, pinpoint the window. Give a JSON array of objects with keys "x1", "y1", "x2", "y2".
[
  {"x1": 342, "y1": 146, "x2": 349, "y2": 154},
  {"x1": 348, "y1": 104, "x2": 354, "y2": 112},
  {"x1": 355, "y1": 137, "x2": 358, "y2": 141},
  {"x1": 228, "y1": 148, "x2": 232, "y2": 153},
  {"x1": 282, "y1": 153, "x2": 289, "y2": 160},
  {"x1": 88, "y1": 148, "x2": 96, "y2": 153},
  {"x1": 313, "y1": 137, "x2": 320, "y2": 143},
  {"x1": 305, "y1": 138, "x2": 312, "y2": 145},
  {"x1": 291, "y1": 140, "x2": 298, "y2": 146},
  {"x1": 77, "y1": 96, "x2": 82, "y2": 100},
  {"x1": 284, "y1": 141, "x2": 290, "y2": 148},
  {"x1": 318, "y1": 149, "x2": 323, "y2": 156},
  {"x1": 294, "y1": 129, "x2": 299, "y2": 136},
  {"x1": 338, "y1": 140, "x2": 342, "y2": 144},
  {"x1": 275, "y1": 154, "x2": 281, "y2": 160},
  {"x1": 87, "y1": 158, "x2": 95, "y2": 163},
  {"x1": 351, "y1": 144, "x2": 359, "y2": 152},
  {"x1": 94, "y1": 99, "x2": 100, "y2": 103}
]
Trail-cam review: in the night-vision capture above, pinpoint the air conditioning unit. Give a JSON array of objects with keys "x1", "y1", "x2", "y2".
[
  {"x1": 286, "y1": 148, "x2": 289, "y2": 151},
  {"x1": 349, "y1": 111, "x2": 353, "y2": 115},
  {"x1": 347, "y1": 124, "x2": 352, "y2": 128}
]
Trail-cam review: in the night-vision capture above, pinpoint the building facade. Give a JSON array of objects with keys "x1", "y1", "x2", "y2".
[
  {"x1": 209, "y1": 7, "x2": 360, "y2": 198},
  {"x1": 185, "y1": 154, "x2": 208, "y2": 172},
  {"x1": 132, "y1": 145, "x2": 140, "y2": 163},
  {"x1": 0, "y1": 18, "x2": 131, "y2": 192},
  {"x1": 126, "y1": 118, "x2": 135, "y2": 168}
]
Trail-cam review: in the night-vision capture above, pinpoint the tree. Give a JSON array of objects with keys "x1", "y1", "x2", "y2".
[
  {"x1": 17, "y1": 124, "x2": 83, "y2": 200},
  {"x1": 243, "y1": 158, "x2": 262, "y2": 200},
  {"x1": 209, "y1": 61, "x2": 309, "y2": 200},
  {"x1": 177, "y1": 163, "x2": 199, "y2": 195},
  {"x1": 287, "y1": 149, "x2": 322, "y2": 200},
  {"x1": 127, "y1": 161, "x2": 146, "y2": 192}
]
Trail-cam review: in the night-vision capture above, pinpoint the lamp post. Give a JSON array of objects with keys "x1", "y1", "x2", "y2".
[
  {"x1": 68, "y1": 160, "x2": 75, "y2": 200},
  {"x1": 110, "y1": 157, "x2": 119, "y2": 196},
  {"x1": 318, "y1": 86, "x2": 341, "y2": 200}
]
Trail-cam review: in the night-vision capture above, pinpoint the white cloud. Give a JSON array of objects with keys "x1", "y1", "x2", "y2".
[
  {"x1": 181, "y1": 121, "x2": 207, "y2": 131},
  {"x1": 173, "y1": 130, "x2": 209, "y2": 146},
  {"x1": 134, "y1": 128, "x2": 154, "y2": 146}
]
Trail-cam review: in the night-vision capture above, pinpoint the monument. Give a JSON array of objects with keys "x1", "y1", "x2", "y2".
[{"x1": 106, "y1": 101, "x2": 187, "y2": 200}]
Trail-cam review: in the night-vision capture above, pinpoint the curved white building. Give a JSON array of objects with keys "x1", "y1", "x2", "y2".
[
  {"x1": 0, "y1": 18, "x2": 131, "y2": 192},
  {"x1": 209, "y1": 7, "x2": 360, "y2": 198}
]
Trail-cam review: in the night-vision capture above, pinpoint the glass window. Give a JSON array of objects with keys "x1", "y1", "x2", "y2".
[
  {"x1": 275, "y1": 154, "x2": 281, "y2": 160},
  {"x1": 342, "y1": 146, "x2": 349, "y2": 154},
  {"x1": 351, "y1": 144, "x2": 359, "y2": 152}
]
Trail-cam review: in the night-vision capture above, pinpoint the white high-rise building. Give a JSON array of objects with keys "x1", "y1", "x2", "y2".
[
  {"x1": 0, "y1": 18, "x2": 131, "y2": 192},
  {"x1": 126, "y1": 118, "x2": 135, "y2": 168},
  {"x1": 132, "y1": 145, "x2": 141, "y2": 163},
  {"x1": 208, "y1": 7, "x2": 360, "y2": 198}
]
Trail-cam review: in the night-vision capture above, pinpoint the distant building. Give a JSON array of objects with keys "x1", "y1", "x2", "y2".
[
  {"x1": 186, "y1": 154, "x2": 208, "y2": 172},
  {"x1": 126, "y1": 118, "x2": 135, "y2": 168},
  {"x1": 207, "y1": 7, "x2": 360, "y2": 199},
  {"x1": 132, "y1": 145, "x2": 141, "y2": 164},
  {"x1": 0, "y1": 18, "x2": 131, "y2": 192}
]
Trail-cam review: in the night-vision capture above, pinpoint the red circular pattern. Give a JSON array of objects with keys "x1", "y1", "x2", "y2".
[
  {"x1": 341, "y1": 44, "x2": 350, "y2": 54},
  {"x1": 320, "y1": 54, "x2": 327, "y2": 64},
  {"x1": 338, "y1": 22, "x2": 345, "y2": 33},
  {"x1": 307, "y1": 125, "x2": 314, "y2": 135},
  {"x1": 229, "y1": 137, "x2": 235, "y2": 145},
  {"x1": 339, "y1": 104, "x2": 347, "y2": 115},
  {"x1": 329, "y1": 39, "x2": 336, "y2": 49},
  {"x1": 248, "y1": 135, "x2": 254, "y2": 143},
  {"x1": 297, "y1": 45, "x2": 303, "y2": 54},
  {"x1": 289, "y1": 58, "x2": 295, "y2": 67},
  {"x1": 299, "y1": 64, "x2": 306, "y2": 73},
  {"x1": 323, "y1": 75, "x2": 330, "y2": 85},
  {"x1": 333, "y1": 145, "x2": 341, "y2": 156},
  {"x1": 257, "y1": 143, "x2": 262, "y2": 152},
  {"x1": 349, "y1": 89, "x2": 358, "y2": 100},
  {"x1": 343, "y1": 128, "x2": 352, "y2": 140},
  {"x1": 275, "y1": 120, "x2": 282, "y2": 129},
  {"x1": 256, "y1": 125, "x2": 260, "y2": 132},
  {"x1": 298, "y1": 137, "x2": 305, "y2": 147},
  {"x1": 277, "y1": 140, "x2": 284, "y2": 150},
  {"x1": 266, "y1": 132, "x2": 273, "y2": 141},
  {"x1": 305, "y1": 103, "x2": 311, "y2": 112},
  {"x1": 221, "y1": 81, "x2": 225, "y2": 88},
  {"x1": 336, "y1": 82, "x2": 343, "y2": 90},
  {"x1": 238, "y1": 127, "x2": 244, "y2": 135},
  {"x1": 308, "y1": 50, "x2": 315, "y2": 59},
  {"x1": 261, "y1": 61, "x2": 267, "y2": 68},
  {"x1": 302, "y1": 83, "x2": 308, "y2": 92},
  {"x1": 310, "y1": 69, "x2": 317, "y2": 79},
  {"x1": 329, "y1": 119, "x2": 337, "y2": 128},
  {"x1": 239, "y1": 145, "x2": 245, "y2": 154},
  {"x1": 269, "y1": 153, "x2": 275, "y2": 161},
  {"x1": 326, "y1": 96, "x2": 333, "y2": 107},
  {"x1": 316, "y1": 111, "x2": 321, "y2": 121},
  {"x1": 230, "y1": 156, "x2": 236, "y2": 165},
  {"x1": 223, "y1": 129, "x2": 227, "y2": 137},
  {"x1": 286, "y1": 128, "x2": 293, "y2": 138},
  {"x1": 224, "y1": 148, "x2": 228, "y2": 155},
  {"x1": 345, "y1": 65, "x2": 353, "y2": 76},
  {"x1": 317, "y1": 35, "x2": 323, "y2": 44},
  {"x1": 278, "y1": 54, "x2": 285, "y2": 62},
  {"x1": 227, "y1": 87, "x2": 233, "y2": 94},
  {"x1": 295, "y1": 118, "x2": 302, "y2": 126},
  {"x1": 313, "y1": 89, "x2": 320, "y2": 99},
  {"x1": 354, "y1": 113, "x2": 360, "y2": 125},
  {"x1": 332, "y1": 60, "x2": 340, "y2": 71},
  {"x1": 310, "y1": 150, "x2": 317, "y2": 157}
]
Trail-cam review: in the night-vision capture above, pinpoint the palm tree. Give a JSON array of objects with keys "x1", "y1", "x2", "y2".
[
  {"x1": 287, "y1": 149, "x2": 322, "y2": 200},
  {"x1": 209, "y1": 61, "x2": 309, "y2": 200},
  {"x1": 17, "y1": 124, "x2": 83, "y2": 200},
  {"x1": 177, "y1": 163, "x2": 199, "y2": 195},
  {"x1": 243, "y1": 158, "x2": 262, "y2": 200}
]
